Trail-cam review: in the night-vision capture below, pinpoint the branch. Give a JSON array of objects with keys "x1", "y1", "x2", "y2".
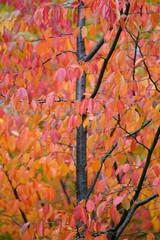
[
  {"x1": 115, "y1": 194, "x2": 158, "y2": 240},
  {"x1": 72, "y1": 143, "x2": 77, "y2": 166},
  {"x1": 90, "y1": 2, "x2": 130, "y2": 99},
  {"x1": 60, "y1": 179, "x2": 71, "y2": 205},
  {"x1": 83, "y1": 36, "x2": 104, "y2": 62},
  {"x1": 126, "y1": 28, "x2": 160, "y2": 93},
  {"x1": 1, "y1": 213, "x2": 21, "y2": 227},
  {"x1": 42, "y1": 50, "x2": 77, "y2": 65},
  {"x1": 4, "y1": 171, "x2": 28, "y2": 224},
  {"x1": 114, "y1": 126, "x2": 160, "y2": 232},
  {"x1": 132, "y1": 126, "x2": 160, "y2": 204},
  {"x1": 86, "y1": 119, "x2": 151, "y2": 199}
]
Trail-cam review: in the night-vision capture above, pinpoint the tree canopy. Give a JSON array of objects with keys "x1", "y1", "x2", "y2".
[{"x1": 0, "y1": 0, "x2": 159, "y2": 239}]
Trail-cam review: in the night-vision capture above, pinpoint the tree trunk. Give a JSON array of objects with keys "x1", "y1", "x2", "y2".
[{"x1": 76, "y1": 2, "x2": 87, "y2": 202}]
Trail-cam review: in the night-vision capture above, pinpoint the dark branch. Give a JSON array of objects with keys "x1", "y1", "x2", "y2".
[
  {"x1": 115, "y1": 194, "x2": 158, "y2": 240},
  {"x1": 132, "y1": 126, "x2": 160, "y2": 203},
  {"x1": 83, "y1": 36, "x2": 104, "y2": 62},
  {"x1": 126, "y1": 28, "x2": 160, "y2": 93},
  {"x1": 4, "y1": 171, "x2": 28, "y2": 224},
  {"x1": 86, "y1": 119, "x2": 151, "y2": 199},
  {"x1": 60, "y1": 179, "x2": 71, "y2": 205},
  {"x1": 90, "y1": 2, "x2": 130, "y2": 99},
  {"x1": 114, "y1": 126, "x2": 160, "y2": 232}
]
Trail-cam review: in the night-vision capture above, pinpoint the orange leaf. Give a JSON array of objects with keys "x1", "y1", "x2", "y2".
[
  {"x1": 92, "y1": 160, "x2": 101, "y2": 172},
  {"x1": 44, "y1": 27, "x2": 52, "y2": 39},
  {"x1": 135, "y1": 57, "x2": 146, "y2": 67},
  {"x1": 73, "y1": 27, "x2": 80, "y2": 38},
  {"x1": 147, "y1": 233, "x2": 155, "y2": 240}
]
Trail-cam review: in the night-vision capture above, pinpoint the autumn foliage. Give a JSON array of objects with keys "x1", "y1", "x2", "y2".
[{"x1": 0, "y1": 0, "x2": 160, "y2": 239}]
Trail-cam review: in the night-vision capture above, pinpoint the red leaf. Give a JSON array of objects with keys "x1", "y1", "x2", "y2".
[
  {"x1": 117, "y1": 99, "x2": 125, "y2": 114},
  {"x1": 85, "y1": 230, "x2": 92, "y2": 240},
  {"x1": 50, "y1": 129, "x2": 60, "y2": 144},
  {"x1": 69, "y1": 214, "x2": 77, "y2": 229},
  {"x1": 105, "y1": 106, "x2": 113, "y2": 121},
  {"x1": 56, "y1": 68, "x2": 66, "y2": 81},
  {"x1": 79, "y1": 99, "x2": 87, "y2": 115},
  {"x1": 132, "y1": 172, "x2": 139, "y2": 186},
  {"x1": 17, "y1": 87, "x2": 28, "y2": 100},
  {"x1": 72, "y1": 1, "x2": 80, "y2": 7},
  {"x1": 123, "y1": 163, "x2": 130, "y2": 173},
  {"x1": 67, "y1": 115, "x2": 74, "y2": 133},
  {"x1": 37, "y1": 221, "x2": 44, "y2": 237},
  {"x1": 87, "y1": 98, "x2": 94, "y2": 113},
  {"x1": 81, "y1": 206, "x2": 87, "y2": 224},
  {"x1": 113, "y1": 196, "x2": 123, "y2": 206},
  {"x1": 86, "y1": 199, "x2": 95, "y2": 213},
  {"x1": 8, "y1": 42, "x2": 16, "y2": 52},
  {"x1": 43, "y1": 203, "x2": 49, "y2": 216},
  {"x1": 73, "y1": 205, "x2": 81, "y2": 221},
  {"x1": 110, "y1": 205, "x2": 121, "y2": 225}
]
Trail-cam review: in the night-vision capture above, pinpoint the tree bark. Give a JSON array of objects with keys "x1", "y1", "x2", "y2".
[{"x1": 76, "y1": 2, "x2": 87, "y2": 202}]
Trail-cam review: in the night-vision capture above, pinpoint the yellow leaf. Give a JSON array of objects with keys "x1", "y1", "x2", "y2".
[
  {"x1": 121, "y1": 197, "x2": 130, "y2": 210},
  {"x1": 81, "y1": 26, "x2": 87, "y2": 38},
  {"x1": 92, "y1": 117, "x2": 97, "y2": 131},
  {"x1": 83, "y1": 116, "x2": 90, "y2": 128}
]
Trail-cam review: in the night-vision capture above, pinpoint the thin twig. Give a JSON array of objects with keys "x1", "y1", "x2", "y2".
[{"x1": 0, "y1": 213, "x2": 21, "y2": 227}]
